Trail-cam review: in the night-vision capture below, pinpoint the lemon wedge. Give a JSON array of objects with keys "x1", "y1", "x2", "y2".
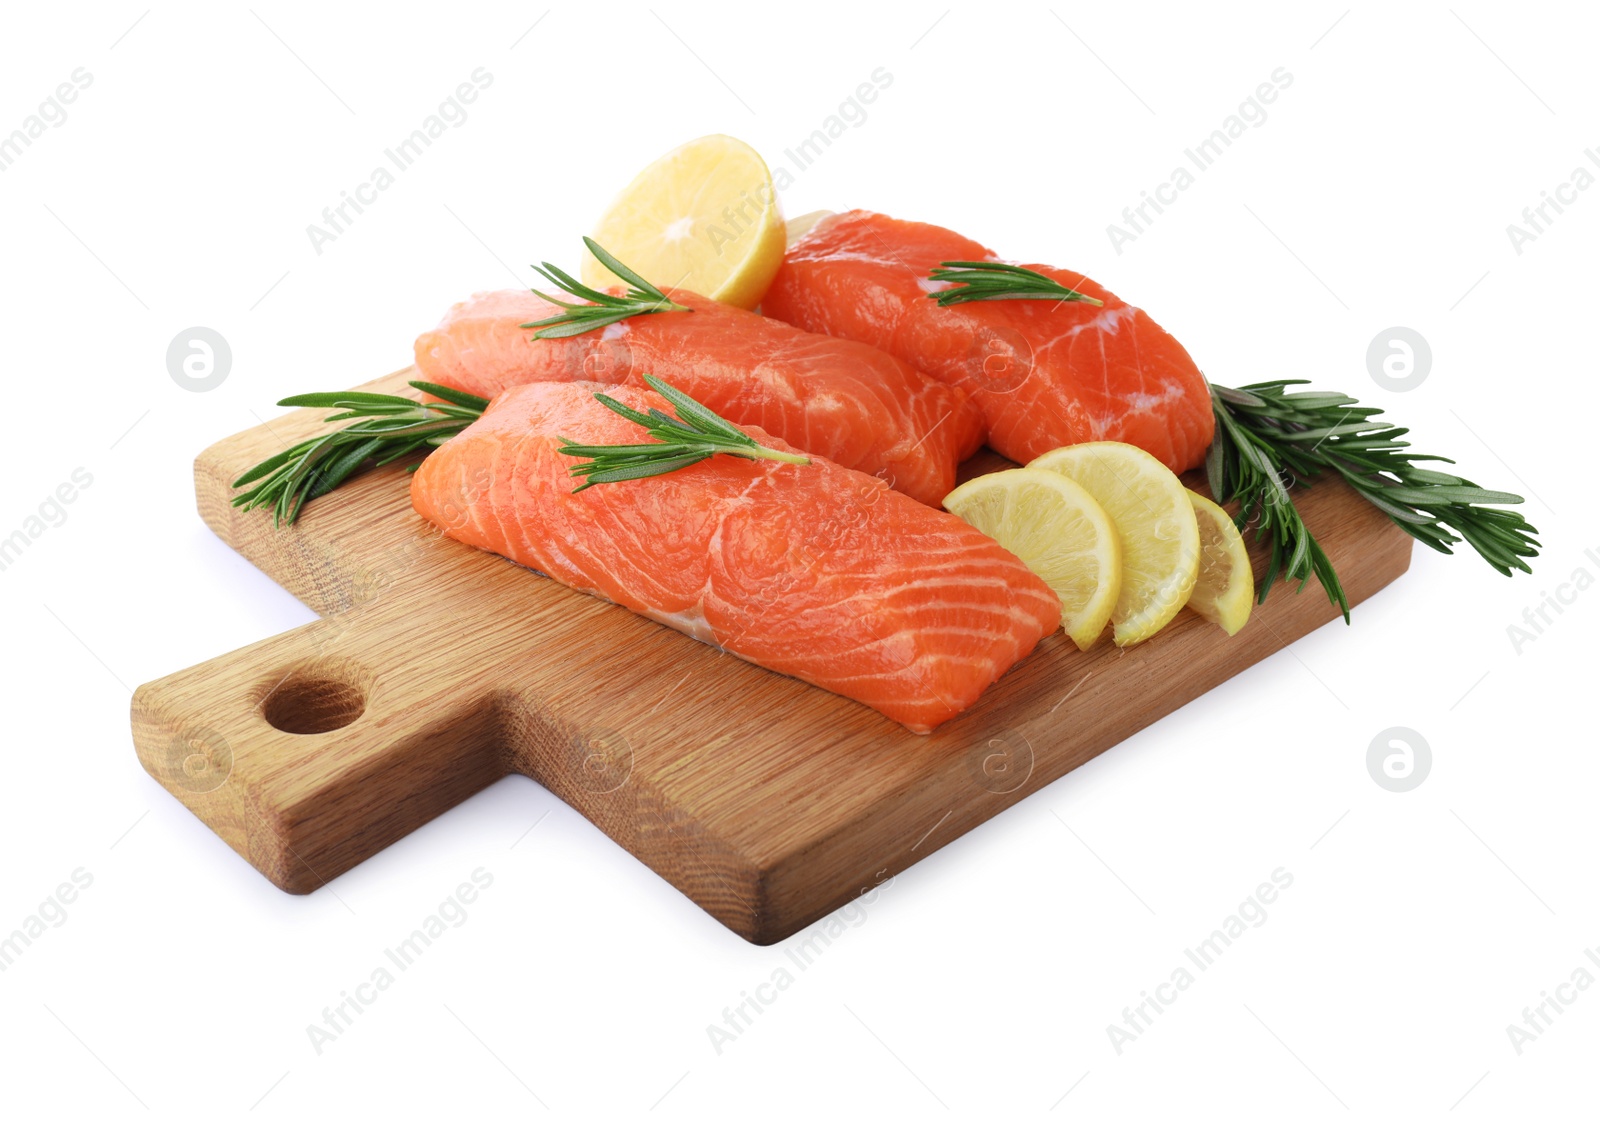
[
  {"x1": 1028, "y1": 443, "x2": 1200, "y2": 646},
  {"x1": 942, "y1": 468, "x2": 1122, "y2": 651},
  {"x1": 581, "y1": 135, "x2": 786, "y2": 310},
  {"x1": 1185, "y1": 490, "x2": 1255, "y2": 635}
]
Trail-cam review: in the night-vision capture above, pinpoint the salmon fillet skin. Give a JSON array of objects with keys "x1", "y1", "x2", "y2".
[
  {"x1": 761, "y1": 210, "x2": 1216, "y2": 473},
  {"x1": 410, "y1": 382, "x2": 1061, "y2": 733},
  {"x1": 413, "y1": 288, "x2": 984, "y2": 506}
]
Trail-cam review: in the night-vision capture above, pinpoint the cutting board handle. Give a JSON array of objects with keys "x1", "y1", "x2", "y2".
[{"x1": 131, "y1": 600, "x2": 511, "y2": 893}]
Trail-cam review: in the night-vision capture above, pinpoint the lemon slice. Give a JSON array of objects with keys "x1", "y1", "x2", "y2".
[
  {"x1": 581, "y1": 135, "x2": 786, "y2": 310},
  {"x1": 942, "y1": 468, "x2": 1122, "y2": 651},
  {"x1": 785, "y1": 209, "x2": 835, "y2": 247},
  {"x1": 1186, "y1": 490, "x2": 1255, "y2": 635},
  {"x1": 1028, "y1": 443, "x2": 1200, "y2": 646}
]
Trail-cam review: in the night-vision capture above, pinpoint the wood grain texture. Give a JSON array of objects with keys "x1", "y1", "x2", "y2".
[{"x1": 131, "y1": 370, "x2": 1413, "y2": 942}]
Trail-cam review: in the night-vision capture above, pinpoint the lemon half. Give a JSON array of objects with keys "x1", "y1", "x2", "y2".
[
  {"x1": 1185, "y1": 490, "x2": 1255, "y2": 635},
  {"x1": 581, "y1": 135, "x2": 786, "y2": 310},
  {"x1": 943, "y1": 468, "x2": 1122, "y2": 651},
  {"x1": 1029, "y1": 443, "x2": 1200, "y2": 647}
]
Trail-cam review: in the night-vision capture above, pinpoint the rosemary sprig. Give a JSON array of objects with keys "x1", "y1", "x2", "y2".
[
  {"x1": 1207, "y1": 380, "x2": 1540, "y2": 620},
  {"x1": 520, "y1": 237, "x2": 690, "y2": 338},
  {"x1": 230, "y1": 381, "x2": 488, "y2": 526},
  {"x1": 561, "y1": 373, "x2": 809, "y2": 492},
  {"x1": 231, "y1": 375, "x2": 807, "y2": 524},
  {"x1": 927, "y1": 261, "x2": 1104, "y2": 308}
]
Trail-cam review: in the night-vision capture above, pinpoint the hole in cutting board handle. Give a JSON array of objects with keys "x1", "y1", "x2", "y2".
[{"x1": 260, "y1": 668, "x2": 367, "y2": 735}]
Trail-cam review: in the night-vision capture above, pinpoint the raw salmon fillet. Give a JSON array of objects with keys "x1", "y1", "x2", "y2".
[
  {"x1": 410, "y1": 382, "x2": 1060, "y2": 733},
  {"x1": 414, "y1": 288, "x2": 983, "y2": 506},
  {"x1": 762, "y1": 211, "x2": 1215, "y2": 473}
]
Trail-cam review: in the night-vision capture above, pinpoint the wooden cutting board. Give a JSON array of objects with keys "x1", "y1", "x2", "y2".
[{"x1": 131, "y1": 373, "x2": 1412, "y2": 943}]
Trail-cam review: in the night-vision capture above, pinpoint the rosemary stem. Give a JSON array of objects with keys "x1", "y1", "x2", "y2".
[{"x1": 746, "y1": 448, "x2": 811, "y2": 465}]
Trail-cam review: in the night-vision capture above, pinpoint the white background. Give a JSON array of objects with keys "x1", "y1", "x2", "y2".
[{"x1": 1, "y1": 2, "x2": 1595, "y2": 1117}]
